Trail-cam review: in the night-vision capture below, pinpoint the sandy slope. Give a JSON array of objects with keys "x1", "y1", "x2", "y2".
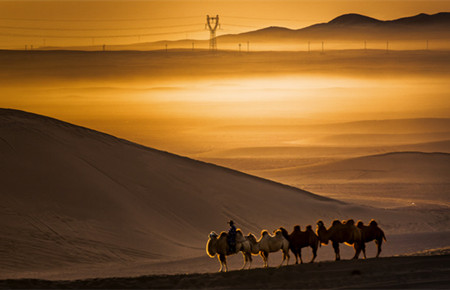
[
  {"x1": 259, "y1": 152, "x2": 450, "y2": 183},
  {"x1": 250, "y1": 152, "x2": 450, "y2": 207},
  {"x1": 1, "y1": 253, "x2": 449, "y2": 289},
  {"x1": 1, "y1": 109, "x2": 449, "y2": 279}
]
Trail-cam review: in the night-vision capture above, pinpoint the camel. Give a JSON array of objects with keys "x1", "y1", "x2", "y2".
[
  {"x1": 241, "y1": 233, "x2": 262, "y2": 269},
  {"x1": 357, "y1": 219, "x2": 387, "y2": 258},
  {"x1": 206, "y1": 229, "x2": 252, "y2": 272},
  {"x1": 257, "y1": 229, "x2": 290, "y2": 267},
  {"x1": 280, "y1": 225, "x2": 320, "y2": 264},
  {"x1": 316, "y1": 219, "x2": 364, "y2": 261}
]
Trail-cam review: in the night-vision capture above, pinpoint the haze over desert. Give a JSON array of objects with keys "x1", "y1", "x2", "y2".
[{"x1": 0, "y1": 0, "x2": 449, "y2": 288}]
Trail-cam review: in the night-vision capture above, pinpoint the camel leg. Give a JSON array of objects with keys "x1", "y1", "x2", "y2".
[
  {"x1": 260, "y1": 251, "x2": 269, "y2": 268},
  {"x1": 332, "y1": 241, "x2": 340, "y2": 261},
  {"x1": 310, "y1": 246, "x2": 317, "y2": 263},
  {"x1": 294, "y1": 251, "x2": 299, "y2": 264},
  {"x1": 218, "y1": 254, "x2": 224, "y2": 272},
  {"x1": 299, "y1": 249, "x2": 303, "y2": 264},
  {"x1": 278, "y1": 252, "x2": 284, "y2": 268},
  {"x1": 279, "y1": 250, "x2": 289, "y2": 267},
  {"x1": 375, "y1": 239, "x2": 382, "y2": 258},
  {"x1": 241, "y1": 252, "x2": 247, "y2": 270},
  {"x1": 362, "y1": 242, "x2": 367, "y2": 259},
  {"x1": 291, "y1": 249, "x2": 298, "y2": 264},
  {"x1": 265, "y1": 251, "x2": 269, "y2": 268},
  {"x1": 352, "y1": 243, "x2": 361, "y2": 260},
  {"x1": 248, "y1": 254, "x2": 253, "y2": 269},
  {"x1": 224, "y1": 256, "x2": 228, "y2": 272}
]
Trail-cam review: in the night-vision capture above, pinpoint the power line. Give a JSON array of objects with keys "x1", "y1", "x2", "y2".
[
  {"x1": 223, "y1": 24, "x2": 258, "y2": 29},
  {"x1": 0, "y1": 23, "x2": 204, "y2": 32},
  {"x1": 0, "y1": 15, "x2": 204, "y2": 23},
  {"x1": 0, "y1": 29, "x2": 205, "y2": 39},
  {"x1": 224, "y1": 15, "x2": 303, "y2": 22}
]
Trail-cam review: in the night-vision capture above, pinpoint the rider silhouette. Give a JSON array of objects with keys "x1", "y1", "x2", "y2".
[{"x1": 227, "y1": 220, "x2": 237, "y2": 253}]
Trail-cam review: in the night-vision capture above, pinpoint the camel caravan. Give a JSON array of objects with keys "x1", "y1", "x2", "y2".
[{"x1": 206, "y1": 219, "x2": 386, "y2": 272}]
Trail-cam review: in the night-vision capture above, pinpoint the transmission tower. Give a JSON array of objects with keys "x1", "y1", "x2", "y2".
[{"x1": 206, "y1": 15, "x2": 220, "y2": 51}]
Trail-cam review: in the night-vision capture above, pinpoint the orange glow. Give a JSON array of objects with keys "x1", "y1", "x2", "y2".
[{"x1": 0, "y1": 1, "x2": 449, "y2": 48}]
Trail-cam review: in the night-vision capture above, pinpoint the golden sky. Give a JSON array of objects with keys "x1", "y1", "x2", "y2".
[{"x1": 0, "y1": 0, "x2": 449, "y2": 48}]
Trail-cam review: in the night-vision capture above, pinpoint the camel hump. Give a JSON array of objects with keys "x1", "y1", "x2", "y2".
[
  {"x1": 332, "y1": 220, "x2": 341, "y2": 226},
  {"x1": 345, "y1": 219, "x2": 355, "y2": 226},
  {"x1": 294, "y1": 225, "x2": 301, "y2": 231},
  {"x1": 261, "y1": 230, "x2": 269, "y2": 236},
  {"x1": 369, "y1": 219, "x2": 378, "y2": 227},
  {"x1": 357, "y1": 221, "x2": 364, "y2": 228},
  {"x1": 275, "y1": 230, "x2": 283, "y2": 237},
  {"x1": 306, "y1": 225, "x2": 312, "y2": 231},
  {"x1": 219, "y1": 232, "x2": 228, "y2": 239},
  {"x1": 317, "y1": 220, "x2": 325, "y2": 227}
]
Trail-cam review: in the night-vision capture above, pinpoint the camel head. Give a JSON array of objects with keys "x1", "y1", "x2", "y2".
[
  {"x1": 206, "y1": 232, "x2": 219, "y2": 258},
  {"x1": 316, "y1": 220, "x2": 329, "y2": 245},
  {"x1": 317, "y1": 220, "x2": 325, "y2": 229},
  {"x1": 278, "y1": 227, "x2": 290, "y2": 240},
  {"x1": 246, "y1": 233, "x2": 260, "y2": 253},
  {"x1": 369, "y1": 219, "x2": 378, "y2": 227},
  {"x1": 274, "y1": 229, "x2": 283, "y2": 237},
  {"x1": 246, "y1": 233, "x2": 257, "y2": 244},
  {"x1": 332, "y1": 219, "x2": 342, "y2": 226}
]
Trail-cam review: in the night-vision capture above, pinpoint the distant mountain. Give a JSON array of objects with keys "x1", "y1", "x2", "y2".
[
  {"x1": 327, "y1": 13, "x2": 382, "y2": 26},
  {"x1": 218, "y1": 12, "x2": 450, "y2": 42},
  {"x1": 39, "y1": 12, "x2": 450, "y2": 51}
]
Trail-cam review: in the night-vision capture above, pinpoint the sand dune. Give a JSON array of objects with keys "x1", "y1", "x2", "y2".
[
  {"x1": 259, "y1": 152, "x2": 450, "y2": 182},
  {"x1": 252, "y1": 152, "x2": 450, "y2": 207},
  {"x1": 1, "y1": 108, "x2": 449, "y2": 279}
]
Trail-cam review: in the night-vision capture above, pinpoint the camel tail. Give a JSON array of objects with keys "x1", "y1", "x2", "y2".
[{"x1": 383, "y1": 232, "x2": 387, "y2": 242}]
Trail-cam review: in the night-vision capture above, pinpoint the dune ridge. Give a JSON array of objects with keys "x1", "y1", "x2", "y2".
[{"x1": 1, "y1": 108, "x2": 449, "y2": 279}]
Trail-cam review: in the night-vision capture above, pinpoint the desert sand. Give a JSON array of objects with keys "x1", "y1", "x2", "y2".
[
  {"x1": 0, "y1": 47, "x2": 449, "y2": 288},
  {"x1": 1, "y1": 108, "x2": 449, "y2": 283},
  {"x1": 2, "y1": 253, "x2": 450, "y2": 289},
  {"x1": 1, "y1": 7, "x2": 449, "y2": 288}
]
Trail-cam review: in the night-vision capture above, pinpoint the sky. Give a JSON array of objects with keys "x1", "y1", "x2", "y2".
[{"x1": 0, "y1": 0, "x2": 449, "y2": 48}]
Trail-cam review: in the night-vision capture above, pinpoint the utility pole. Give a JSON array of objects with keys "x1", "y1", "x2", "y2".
[
  {"x1": 239, "y1": 43, "x2": 241, "y2": 52},
  {"x1": 247, "y1": 41, "x2": 249, "y2": 52},
  {"x1": 192, "y1": 41, "x2": 195, "y2": 51},
  {"x1": 206, "y1": 15, "x2": 220, "y2": 51},
  {"x1": 321, "y1": 41, "x2": 324, "y2": 54},
  {"x1": 308, "y1": 41, "x2": 310, "y2": 53}
]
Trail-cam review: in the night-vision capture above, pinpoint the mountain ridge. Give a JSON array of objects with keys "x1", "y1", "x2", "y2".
[{"x1": 222, "y1": 12, "x2": 450, "y2": 41}]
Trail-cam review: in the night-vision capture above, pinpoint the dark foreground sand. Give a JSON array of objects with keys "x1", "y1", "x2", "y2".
[{"x1": 1, "y1": 254, "x2": 449, "y2": 289}]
